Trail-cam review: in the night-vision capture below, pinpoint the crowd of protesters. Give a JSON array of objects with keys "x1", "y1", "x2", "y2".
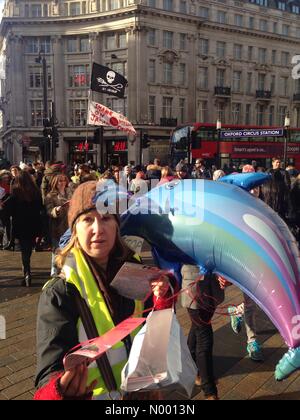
[
  {"x1": 0, "y1": 155, "x2": 299, "y2": 400},
  {"x1": 0, "y1": 156, "x2": 299, "y2": 289}
]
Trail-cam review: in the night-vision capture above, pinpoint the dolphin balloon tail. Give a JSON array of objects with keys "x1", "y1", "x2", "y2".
[{"x1": 275, "y1": 348, "x2": 300, "y2": 381}]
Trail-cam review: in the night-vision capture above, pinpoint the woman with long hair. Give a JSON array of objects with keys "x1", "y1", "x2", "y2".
[
  {"x1": 45, "y1": 174, "x2": 72, "y2": 276},
  {"x1": 34, "y1": 181, "x2": 177, "y2": 400},
  {"x1": 1, "y1": 170, "x2": 43, "y2": 286},
  {"x1": 0, "y1": 170, "x2": 12, "y2": 249}
]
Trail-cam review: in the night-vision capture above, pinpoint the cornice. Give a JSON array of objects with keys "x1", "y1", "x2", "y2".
[{"x1": 201, "y1": 22, "x2": 300, "y2": 45}]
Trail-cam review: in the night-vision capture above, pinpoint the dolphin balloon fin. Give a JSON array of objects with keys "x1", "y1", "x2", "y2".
[
  {"x1": 275, "y1": 348, "x2": 300, "y2": 381},
  {"x1": 220, "y1": 172, "x2": 271, "y2": 191}
]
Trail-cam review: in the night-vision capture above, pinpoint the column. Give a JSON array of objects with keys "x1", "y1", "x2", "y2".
[
  {"x1": 52, "y1": 35, "x2": 66, "y2": 161},
  {"x1": 187, "y1": 34, "x2": 197, "y2": 122}
]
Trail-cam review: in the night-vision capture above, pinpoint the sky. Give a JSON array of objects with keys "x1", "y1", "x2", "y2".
[{"x1": 0, "y1": 1, "x2": 4, "y2": 20}]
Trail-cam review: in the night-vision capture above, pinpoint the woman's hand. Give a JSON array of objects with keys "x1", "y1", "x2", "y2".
[
  {"x1": 59, "y1": 364, "x2": 98, "y2": 398},
  {"x1": 150, "y1": 275, "x2": 170, "y2": 298},
  {"x1": 55, "y1": 206, "x2": 62, "y2": 214}
]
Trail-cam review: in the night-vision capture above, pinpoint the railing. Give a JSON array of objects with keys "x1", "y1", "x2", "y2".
[
  {"x1": 160, "y1": 118, "x2": 178, "y2": 127},
  {"x1": 214, "y1": 86, "x2": 231, "y2": 96},
  {"x1": 256, "y1": 90, "x2": 271, "y2": 99}
]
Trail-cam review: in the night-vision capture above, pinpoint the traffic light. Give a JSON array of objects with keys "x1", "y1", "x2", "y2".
[
  {"x1": 142, "y1": 134, "x2": 150, "y2": 149},
  {"x1": 42, "y1": 126, "x2": 52, "y2": 138},
  {"x1": 52, "y1": 127, "x2": 59, "y2": 148}
]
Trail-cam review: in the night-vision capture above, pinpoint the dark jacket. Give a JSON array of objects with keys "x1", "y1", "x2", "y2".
[
  {"x1": 44, "y1": 189, "x2": 72, "y2": 247},
  {"x1": 4, "y1": 194, "x2": 43, "y2": 239},
  {"x1": 34, "y1": 248, "x2": 177, "y2": 400}
]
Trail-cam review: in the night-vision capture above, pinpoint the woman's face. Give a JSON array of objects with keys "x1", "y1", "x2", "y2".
[
  {"x1": 58, "y1": 176, "x2": 68, "y2": 189},
  {"x1": 11, "y1": 168, "x2": 18, "y2": 178},
  {"x1": 76, "y1": 210, "x2": 118, "y2": 264}
]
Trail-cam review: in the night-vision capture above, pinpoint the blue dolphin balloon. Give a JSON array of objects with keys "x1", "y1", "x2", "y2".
[{"x1": 117, "y1": 179, "x2": 300, "y2": 381}]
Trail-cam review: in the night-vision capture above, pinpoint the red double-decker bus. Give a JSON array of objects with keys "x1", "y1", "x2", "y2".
[{"x1": 170, "y1": 123, "x2": 300, "y2": 170}]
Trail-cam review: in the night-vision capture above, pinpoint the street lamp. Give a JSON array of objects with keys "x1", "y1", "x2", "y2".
[
  {"x1": 35, "y1": 51, "x2": 50, "y2": 161},
  {"x1": 216, "y1": 119, "x2": 222, "y2": 169},
  {"x1": 284, "y1": 114, "x2": 290, "y2": 169}
]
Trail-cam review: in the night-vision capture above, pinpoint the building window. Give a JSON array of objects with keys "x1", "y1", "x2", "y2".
[
  {"x1": 179, "y1": 0, "x2": 187, "y2": 13},
  {"x1": 248, "y1": 46, "x2": 253, "y2": 61},
  {"x1": 281, "y1": 51, "x2": 289, "y2": 66},
  {"x1": 148, "y1": 59, "x2": 156, "y2": 83},
  {"x1": 70, "y1": 2, "x2": 81, "y2": 16},
  {"x1": 199, "y1": 67, "x2": 208, "y2": 89},
  {"x1": 217, "y1": 102, "x2": 226, "y2": 123},
  {"x1": 216, "y1": 41, "x2": 226, "y2": 58},
  {"x1": 259, "y1": 19, "x2": 268, "y2": 32},
  {"x1": 217, "y1": 10, "x2": 227, "y2": 24},
  {"x1": 26, "y1": 37, "x2": 51, "y2": 54},
  {"x1": 68, "y1": 65, "x2": 90, "y2": 88},
  {"x1": 163, "y1": 62, "x2": 173, "y2": 84},
  {"x1": 271, "y1": 75, "x2": 276, "y2": 94},
  {"x1": 250, "y1": 0, "x2": 268, "y2": 6},
  {"x1": 148, "y1": 29, "x2": 156, "y2": 46},
  {"x1": 30, "y1": 100, "x2": 51, "y2": 126},
  {"x1": 232, "y1": 71, "x2": 241, "y2": 93},
  {"x1": 197, "y1": 100, "x2": 208, "y2": 123},
  {"x1": 148, "y1": 0, "x2": 156, "y2": 6},
  {"x1": 273, "y1": 22, "x2": 278, "y2": 33},
  {"x1": 258, "y1": 74, "x2": 266, "y2": 91},
  {"x1": 278, "y1": 106, "x2": 287, "y2": 125},
  {"x1": 70, "y1": 99, "x2": 88, "y2": 126},
  {"x1": 163, "y1": 0, "x2": 173, "y2": 11},
  {"x1": 233, "y1": 44, "x2": 242, "y2": 60},
  {"x1": 29, "y1": 66, "x2": 52, "y2": 89},
  {"x1": 216, "y1": 68, "x2": 226, "y2": 86},
  {"x1": 109, "y1": 0, "x2": 119, "y2": 10},
  {"x1": 245, "y1": 104, "x2": 251, "y2": 125},
  {"x1": 232, "y1": 103, "x2": 241, "y2": 124},
  {"x1": 234, "y1": 15, "x2": 243, "y2": 27},
  {"x1": 269, "y1": 105, "x2": 275, "y2": 126},
  {"x1": 271, "y1": 50, "x2": 277, "y2": 65},
  {"x1": 179, "y1": 63, "x2": 186, "y2": 85},
  {"x1": 66, "y1": 37, "x2": 78, "y2": 53},
  {"x1": 149, "y1": 96, "x2": 156, "y2": 123},
  {"x1": 199, "y1": 7, "x2": 209, "y2": 18},
  {"x1": 162, "y1": 97, "x2": 173, "y2": 118},
  {"x1": 249, "y1": 16, "x2": 254, "y2": 29},
  {"x1": 257, "y1": 104, "x2": 264, "y2": 126},
  {"x1": 106, "y1": 97, "x2": 127, "y2": 115},
  {"x1": 31, "y1": 4, "x2": 42, "y2": 17},
  {"x1": 110, "y1": 61, "x2": 127, "y2": 78},
  {"x1": 163, "y1": 31, "x2": 173, "y2": 49},
  {"x1": 80, "y1": 37, "x2": 90, "y2": 52},
  {"x1": 258, "y1": 48, "x2": 267, "y2": 64},
  {"x1": 295, "y1": 79, "x2": 300, "y2": 94},
  {"x1": 246, "y1": 73, "x2": 252, "y2": 95},
  {"x1": 199, "y1": 39, "x2": 209, "y2": 55},
  {"x1": 280, "y1": 77, "x2": 288, "y2": 96},
  {"x1": 278, "y1": 2, "x2": 286, "y2": 11},
  {"x1": 179, "y1": 33, "x2": 186, "y2": 50},
  {"x1": 282, "y1": 25, "x2": 290, "y2": 36},
  {"x1": 179, "y1": 98, "x2": 185, "y2": 123},
  {"x1": 292, "y1": 5, "x2": 300, "y2": 14},
  {"x1": 105, "y1": 33, "x2": 127, "y2": 49}
]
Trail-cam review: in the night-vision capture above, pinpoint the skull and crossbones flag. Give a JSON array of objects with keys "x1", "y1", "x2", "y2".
[
  {"x1": 88, "y1": 100, "x2": 136, "y2": 136},
  {"x1": 90, "y1": 62, "x2": 128, "y2": 98}
]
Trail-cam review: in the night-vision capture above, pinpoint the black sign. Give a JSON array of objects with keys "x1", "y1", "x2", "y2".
[
  {"x1": 90, "y1": 63, "x2": 128, "y2": 98},
  {"x1": 221, "y1": 128, "x2": 284, "y2": 139}
]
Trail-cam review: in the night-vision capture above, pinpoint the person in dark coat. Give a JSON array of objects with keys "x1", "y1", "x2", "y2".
[{"x1": 1, "y1": 170, "x2": 43, "y2": 286}]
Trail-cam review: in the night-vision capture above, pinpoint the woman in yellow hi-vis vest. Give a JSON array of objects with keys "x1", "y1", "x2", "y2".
[{"x1": 34, "y1": 181, "x2": 175, "y2": 400}]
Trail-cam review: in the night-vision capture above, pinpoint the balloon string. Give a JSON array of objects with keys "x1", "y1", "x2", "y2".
[{"x1": 132, "y1": 276, "x2": 244, "y2": 326}]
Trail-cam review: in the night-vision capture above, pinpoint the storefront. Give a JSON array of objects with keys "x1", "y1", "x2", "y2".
[{"x1": 106, "y1": 138, "x2": 128, "y2": 166}]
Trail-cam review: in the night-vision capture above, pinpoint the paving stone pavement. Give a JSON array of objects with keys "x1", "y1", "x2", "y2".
[{"x1": 0, "y1": 249, "x2": 299, "y2": 400}]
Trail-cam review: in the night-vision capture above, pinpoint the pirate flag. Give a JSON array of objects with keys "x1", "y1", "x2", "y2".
[{"x1": 90, "y1": 63, "x2": 128, "y2": 98}]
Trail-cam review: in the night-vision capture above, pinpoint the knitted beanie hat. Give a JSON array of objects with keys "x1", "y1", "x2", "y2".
[
  {"x1": 68, "y1": 181, "x2": 97, "y2": 229},
  {"x1": 68, "y1": 180, "x2": 121, "y2": 229}
]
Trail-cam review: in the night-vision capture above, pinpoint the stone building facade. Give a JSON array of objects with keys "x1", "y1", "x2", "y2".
[{"x1": 0, "y1": 0, "x2": 300, "y2": 165}]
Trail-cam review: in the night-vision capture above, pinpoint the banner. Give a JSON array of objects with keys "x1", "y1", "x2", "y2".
[
  {"x1": 88, "y1": 100, "x2": 136, "y2": 135},
  {"x1": 90, "y1": 62, "x2": 127, "y2": 98}
]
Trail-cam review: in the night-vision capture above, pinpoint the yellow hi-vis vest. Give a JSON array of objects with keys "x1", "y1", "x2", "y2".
[{"x1": 63, "y1": 248, "x2": 143, "y2": 400}]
